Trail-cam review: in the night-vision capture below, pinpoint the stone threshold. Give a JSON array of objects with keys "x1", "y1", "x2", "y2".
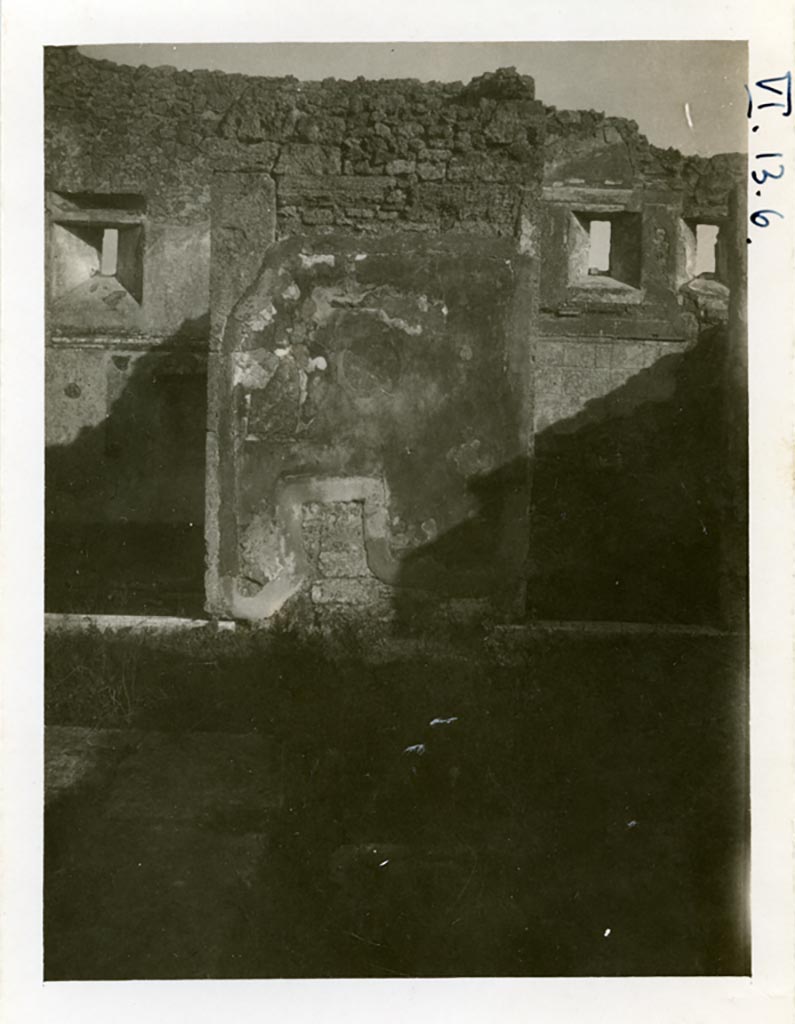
[
  {"x1": 47, "y1": 335, "x2": 209, "y2": 352},
  {"x1": 45, "y1": 611, "x2": 741, "y2": 639},
  {"x1": 491, "y1": 620, "x2": 739, "y2": 638},
  {"x1": 45, "y1": 612, "x2": 238, "y2": 634}
]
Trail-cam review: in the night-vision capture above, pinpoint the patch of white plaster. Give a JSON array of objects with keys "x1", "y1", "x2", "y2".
[
  {"x1": 225, "y1": 475, "x2": 401, "y2": 622},
  {"x1": 226, "y1": 570, "x2": 303, "y2": 621},
  {"x1": 309, "y1": 285, "x2": 361, "y2": 325},
  {"x1": 248, "y1": 302, "x2": 278, "y2": 331},
  {"x1": 299, "y1": 252, "x2": 335, "y2": 269},
  {"x1": 232, "y1": 349, "x2": 279, "y2": 390},
  {"x1": 376, "y1": 310, "x2": 422, "y2": 336}
]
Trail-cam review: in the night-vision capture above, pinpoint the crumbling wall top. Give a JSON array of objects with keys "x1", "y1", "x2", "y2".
[{"x1": 45, "y1": 47, "x2": 744, "y2": 227}]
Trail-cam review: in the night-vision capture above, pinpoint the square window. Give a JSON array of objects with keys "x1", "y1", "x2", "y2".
[
  {"x1": 569, "y1": 211, "x2": 642, "y2": 290},
  {"x1": 680, "y1": 219, "x2": 727, "y2": 286},
  {"x1": 48, "y1": 193, "x2": 146, "y2": 308}
]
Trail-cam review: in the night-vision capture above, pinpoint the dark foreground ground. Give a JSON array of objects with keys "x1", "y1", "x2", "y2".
[{"x1": 44, "y1": 623, "x2": 749, "y2": 979}]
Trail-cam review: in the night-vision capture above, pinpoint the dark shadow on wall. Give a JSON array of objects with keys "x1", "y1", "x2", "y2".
[
  {"x1": 42, "y1": 324, "x2": 750, "y2": 979},
  {"x1": 528, "y1": 324, "x2": 739, "y2": 624},
  {"x1": 351, "y1": 325, "x2": 749, "y2": 977},
  {"x1": 392, "y1": 324, "x2": 744, "y2": 629},
  {"x1": 45, "y1": 318, "x2": 209, "y2": 616},
  {"x1": 390, "y1": 455, "x2": 531, "y2": 623}
]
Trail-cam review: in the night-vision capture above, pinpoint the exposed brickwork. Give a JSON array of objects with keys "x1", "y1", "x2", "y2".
[
  {"x1": 545, "y1": 105, "x2": 744, "y2": 204},
  {"x1": 46, "y1": 49, "x2": 741, "y2": 235},
  {"x1": 45, "y1": 48, "x2": 545, "y2": 236},
  {"x1": 43, "y1": 48, "x2": 745, "y2": 624},
  {"x1": 302, "y1": 501, "x2": 370, "y2": 579},
  {"x1": 535, "y1": 338, "x2": 688, "y2": 431}
]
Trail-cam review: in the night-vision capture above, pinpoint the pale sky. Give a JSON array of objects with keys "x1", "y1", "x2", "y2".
[{"x1": 80, "y1": 41, "x2": 747, "y2": 157}]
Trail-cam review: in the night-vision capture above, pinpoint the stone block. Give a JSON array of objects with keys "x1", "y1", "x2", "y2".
[
  {"x1": 417, "y1": 148, "x2": 453, "y2": 162},
  {"x1": 203, "y1": 138, "x2": 280, "y2": 171},
  {"x1": 562, "y1": 343, "x2": 597, "y2": 368},
  {"x1": 609, "y1": 366, "x2": 636, "y2": 390},
  {"x1": 278, "y1": 175, "x2": 392, "y2": 207},
  {"x1": 655, "y1": 340, "x2": 688, "y2": 361},
  {"x1": 417, "y1": 161, "x2": 445, "y2": 181},
  {"x1": 609, "y1": 342, "x2": 658, "y2": 370},
  {"x1": 448, "y1": 153, "x2": 522, "y2": 184},
  {"x1": 560, "y1": 367, "x2": 613, "y2": 402},
  {"x1": 310, "y1": 577, "x2": 393, "y2": 607},
  {"x1": 386, "y1": 159, "x2": 416, "y2": 176},
  {"x1": 535, "y1": 391, "x2": 580, "y2": 429},
  {"x1": 302, "y1": 500, "x2": 370, "y2": 578},
  {"x1": 536, "y1": 340, "x2": 565, "y2": 367},
  {"x1": 301, "y1": 207, "x2": 335, "y2": 225},
  {"x1": 274, "y1": 143, "x2": 342, "y2": 176},
  {"x1": 484, "y1": 105, "x2": 527, "y2": 144},
  {"x1": 536, "y1": 366, "x2": 566, "y2": 392},
  {"x1": 447, "y1": 161, "x2": 475, "y2": 183}
]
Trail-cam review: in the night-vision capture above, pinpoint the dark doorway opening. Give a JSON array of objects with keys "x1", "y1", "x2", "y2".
[{"x1": 45, "y1": 332, "x2": 208, "y2": 617}]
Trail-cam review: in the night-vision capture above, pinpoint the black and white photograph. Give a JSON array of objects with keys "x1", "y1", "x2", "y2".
[
  {"x1": 40, "y1": 38, "x2": 751, "y2": 979},
  {"x1": 1, "y1": 5, "x2": 793, "y2": 1022}
]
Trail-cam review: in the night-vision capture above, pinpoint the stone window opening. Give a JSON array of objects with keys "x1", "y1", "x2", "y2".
[
  {"x1": 680, "y1": 218, "x2": 727, "y2": 286},
  {"x1": 51, "y1": 221, "x2": 144, "y2": 303},
  {"x1": 587, "y1": 219, "x2": 612, "y2": 275},
  {"x1": 694, "y1": 223, "x2": 719, "y2": 277},
  {"x1": 569, "y1": 211, "x2": 642, "y2": 291},
  {"x1": 99, "y1": 227, "x2": 119, "y2": 276},
  {"x1": 696, "y1": 222, "x2": 721, "y2": 274},
  {"x1": 48, "y1": 193, "x2": 146, "y2": 306}
]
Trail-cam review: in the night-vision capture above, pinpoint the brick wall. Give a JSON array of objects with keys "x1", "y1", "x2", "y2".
[{"x1": 43, "y1": 48, "x2": 745, "y2": 622}]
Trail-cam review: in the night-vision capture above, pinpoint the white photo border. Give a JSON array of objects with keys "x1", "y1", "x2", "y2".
[{"x1": 1, "y1": 3, "x2": 793, "y2": 1022}]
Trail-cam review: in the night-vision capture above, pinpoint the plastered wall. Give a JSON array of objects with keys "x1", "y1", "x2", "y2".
[{"x1": 44, "y1": 49, "x2": 744, "y2": 621}]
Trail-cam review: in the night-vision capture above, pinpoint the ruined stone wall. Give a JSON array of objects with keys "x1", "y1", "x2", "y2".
[
  {"x1": 46, "y1": 49, "x2": 212, "y2": 531},
  {"x1": 45, "y1": 51, "x2": 542, "y2": 240},
  {"x1": 528, "y1": 109, "x2": 744, "y2": 626},
  {"x1": 44, "y1": 50, "x2": 542, "y2": 496},
  {"x1": 44, "y1": 48, "x2": 744, "y2": 622},
  {"x1": 192, "y1": 62, "x2": 545, "y2": 623},
  {"x1": 44, "y1": 51, "x2": 545, "y2": 619},
  {"x1": 537, "y1": 105, "x2": 743, "y2": 431},
  {"x1": 207, "y1": 226, "x2": 536, "y2": 624}
]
